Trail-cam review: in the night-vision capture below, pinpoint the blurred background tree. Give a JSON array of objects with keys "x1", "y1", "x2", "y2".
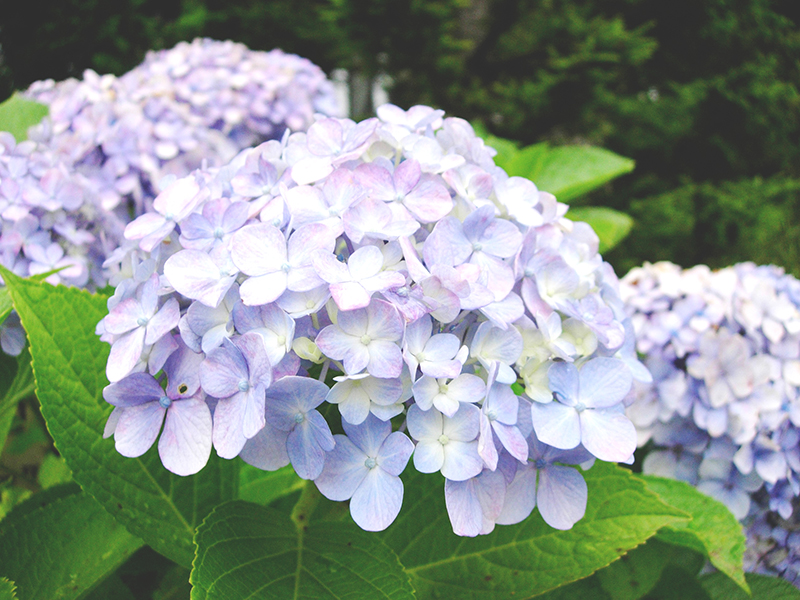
[{"x1": 1, "y1": 0, "x2": 799, "y2": 275}]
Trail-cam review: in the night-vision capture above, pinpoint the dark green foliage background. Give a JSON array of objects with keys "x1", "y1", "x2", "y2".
[{"x1": 3, "y1": 0, "x2": 798, "y2": 276}]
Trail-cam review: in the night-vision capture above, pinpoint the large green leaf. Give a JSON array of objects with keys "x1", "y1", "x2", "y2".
[
  {"x1": 0, "y1": 288, "x2": 12, "y2": 326},
  {"x1": 594, "y1": 538, "x2": 705, "y2": 600},
  {"x1": 532, "y1": 146, "x2": 635, "y2": 202},
  {"x1": 191, "y1": 499, "x2": 416, "y2": 600},
  {"x1": 701, "y1": 572, "x2": 800, "y2": 600},
  {"x1": 0, "y1": 267, "x2": 239, "y2": 567},
  {"x1": 0, "y1": 94, "x2": 48, "y2": 143},
  {"x1": 642, "y1": 475, "x2": 748, "y2": 592},
  {"x1": 239, "y1": 463, "x2": 307, "y2": 506},
  {"x1": 0, "y1": 348, "x2": 35, "y2": 455},
  {"x1": 379, "y1": 462, "x2": 688, "y2": 599},
  {"x1": 484, "y1": 134, "x2": 635, "y2": 202},
  {"x1": 566, "y1": 206, "x2": 635, "y2": 253},
  {"x1": 0, "y1": 483, "x2": 143, "y2": 600}
]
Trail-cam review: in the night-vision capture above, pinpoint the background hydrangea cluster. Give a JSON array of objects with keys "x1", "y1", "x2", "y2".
[
  {"x1": 98, "y1": 103, "x2": 649, "y2": 535},
  {"x1": 0, "y1": 39, "x2": 339, "y2": 357},
  {"x1": 25, "y1": 38, "x2": 340, "y2": 215},
  {"x1": 621, "y1": 261, "x2": 800, "y2": 581}
]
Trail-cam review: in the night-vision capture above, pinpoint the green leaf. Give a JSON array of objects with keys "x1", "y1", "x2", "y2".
[
  {"x1": 701, "y1": 572, "x2": 800, "y2": 600},
  {"x1": 379, "y1": 461, "x2": 688, "y2": 599},
  {"x1": 0, "y1": 348, "x2": 35, "y2": 454},
  {"x1": 645, "y1": 564, "x2": 712, "y2": 600},
  {"x1": 83, "y1": 575, "x2": 136, "y2": 600},
  {"x1": 532, "y1": 146, "x2": 635, "y2": 202},
  {"x1": 595, "y1": 538, "x2": 705, "y2": 600},
  {"x1": 567, "y1": 206, "x2": 635, "y2": 252},
  {"x1": 239, "y1": 463, "x2": 307, "y2": 506},
  {"x1": 0, "y1": 94, "x2": 48, "y2": 143},
  {"x1": 37, "y1": 454, "x2": 73, "y2": 489},
  {"x1": 152, "y1": 566, "x2": 192, "y2": 600},
  {"x1": 190, "y1": 499, "x2": 416, "y2": 600},
  {"x1": 0, "y1": 288, "x2": 12, "y2": 326},
  {"x1": 0, "y1": 267, "x2": 240, "y2": 567},
  {"x1": 642, "y1": 475, "x2": 748, "y2": 592},
  {"x1": 0, "y1": 578, "x2": 17, "y2": 600},
  {"x1": 0, "y1": 484, "x2": 143, "y2": 600}
]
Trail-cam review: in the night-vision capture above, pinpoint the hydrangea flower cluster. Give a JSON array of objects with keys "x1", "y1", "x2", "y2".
[
  {"x1": 744, "y1": 498, "x2": 800, "y2": 586},
  {"x1": 98, "y1": 104, "x2": 644, "y2": 535},
  {"x1": 2, "y1": 40, "x2": 339, "y2": 357},
  {"x1": 25, "y1": 39, "x2": 340, "y2": 215},
  {"x1": 621, "y1": 261, "x2": 800, "y2": 583},
  {"x1": 0, "y1": 132, "x2": 130, "y2": 354}
]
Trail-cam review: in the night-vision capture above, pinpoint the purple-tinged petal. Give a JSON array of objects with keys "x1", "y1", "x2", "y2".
[
  {"x1": 350, "y1": 468, "x2": 404, "y2": 531},
  {"x1": 107, "y1": 328, "x2": 146, "y2": 383},
  {"x1": 235, "y1": 332, "x2": 273, "y2": 387},
  {"x1": 239, "y1": 421, "x2": 291, "y2": 471},
  {"x1": 200, "y1": 342, "x2": 248, "y2": 398},
  {"x1": 114, "y1": 402, "x2": 165, "y2": 458},
  {"x1": 536, "y1": 464, "x2": 587, "y2": 530},
  {"x1": 342, "y1": 414, "x2": 391, "y2": 456},
  {"x1": 530, "y1": 401, "x2": 581, "y2": 450},
  {"x1": 443, "y1": 403, "x2": 481, "y2": 442},
  {"x1": 376, "y1": 431, "x2": 414, "y2": 476},
  {"x1": 158, "y1": 399, "x2": 212, "y2": 476},
  {"x1": 212, "y1": 394, "x2": 249, "y2": 459},
  {"x1": 286, "y1": 416, "x2": 328, "y2": 480},
  {"x1": 548, "y1": 362, "x2": 579, "y2": 406},
  {"x1": 579, "y1": 358, "x2": 633, "y2": 408},
  {"x1": 239, "y1": 271, "x2": 289, "y2": 306},
  {"x1": 104, "y1": 298, "x2": 144, "y2": 336},
  {"x1": 492, "y1": 423, "x2": 529, "y2": 464},
  {"x1": 495, "y1": 463, "x2": 537, "y2": 525},
  {"x1": 479, "y1": 412, "x2": 499, "y2": 471},
  {"x1": 441, "y1": 440, "x2": 483, "y2": 481},
  {"x1": 413, "y1": 440, "x2": 445, "y2": 474},
  {"x1": 164, "y1": 250, "x2": 236, "y2": 308},
  {"x1": 230, "y1": 223, "x2": 287, "y2": 276},
  {"x1": 144, "y1": 298, "x2": 180, "y2": 345},
  {"x1": 315, "y1": 434, "x2": 368, "y2": 500},
  {"x1": 103, "y1": 372, "x2": 163, "y2": 407},
  {"x1": 366, "y1": 340, "x2": 403, "y2": 378},
  {"x1": 579, "y1": 408, "x2": 637, "y2": 463}
]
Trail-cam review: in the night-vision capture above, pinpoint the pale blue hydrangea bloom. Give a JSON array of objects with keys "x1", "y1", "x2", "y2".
[
  {"x1": 97, "y1": 103, "x2": 641, "y2": 537},
  {"x1": 623, "y1": 261, "x2": 800, "y2": 585}
]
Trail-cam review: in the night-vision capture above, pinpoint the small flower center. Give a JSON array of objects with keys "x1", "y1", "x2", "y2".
[
  {"x1": 294, "y1": 413, "x2": 305, "y2": 424},
  {"x1": 306, "y1": 300, "x2": 316, "y2": 309},
  {"x1": 281, "y1": 262, "x2": 291, "y2": 273},
  {"x1": 535, "y1": 458, "x2": 546, "y2": 470},
  {"x1": 524, "y1": 268, "x2": 534, "y2": 278},
  {"x1": 574, "y1": 402, "x2": 586, "y2": 413},
  {"x1": 238, "y1": 380, "x2": 249, "y2": 392},
  {"x1": 487, "y1": 409, "x2": 497, "y2": 421},
  {"x1": 159, "y1": 395, "x2": 172, "y2": 409},
  {"x1": 164, "y1": 212, "x2": 175, "y2": 221},
  {"x1": 396, "y1": 286, "x2": 409, "y2": 298},
  {"x1": 360, "y1": 334, "x2": 372, "y2": 345},
  {"x1": 271, "y1": 218, "x2": 281, "y2": 227},
  {"x1": 438, "y1": 383, "x2": 449, "y2": 394},
  {"x1": 364, "y1": 457, "x2": 377, "y2": 469},
  {"x1": 277, "y1": 335, "x2": 286, "y2": 345},
  {"x1": 438, "y1": 434, "x2": 450, "y2": 445},
  {"x1": 137, "y1": 317, "x2": 149, "y2": 327},
  {"x1": 472, "y1": 242, "x2": 483, "y2": 252},
  {"x1": 213, "y1": 227, "x2": 225, "y2": 239}
]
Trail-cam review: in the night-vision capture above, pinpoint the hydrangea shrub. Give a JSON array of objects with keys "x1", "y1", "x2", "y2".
[
  {"x1": 622, "y1": 261, "x2": 800, "y2": 586},
  {"x1": 97, "y1": 103, "x2": 650, "y2": 536},
  {"x1": 0, "y1": 40, "x2": 339, "y2": 357}
]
